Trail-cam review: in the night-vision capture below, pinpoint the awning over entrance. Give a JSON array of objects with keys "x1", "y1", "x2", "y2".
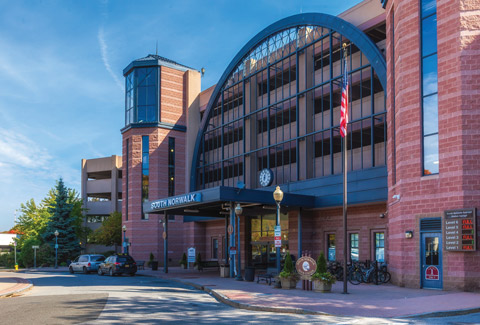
[{"x1": 143, "y1": 186, "x2": 316, "y2": 217}]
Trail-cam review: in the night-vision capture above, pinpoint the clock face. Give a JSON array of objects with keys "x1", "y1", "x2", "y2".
[{"x1": 259, "y1": 168, "x2": 273, "y2": 187}]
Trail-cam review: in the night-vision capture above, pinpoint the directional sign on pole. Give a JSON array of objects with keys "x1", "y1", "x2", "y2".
[
  {"x1": 230, "y1": 246, "x2": 237, "y2": 255},
  {"x1": 32, "y1": 245, "x2": 39, "y2": 249},
  {"x1": 274, "y1": 226, "x2": 281, "y2": 237},
  {"x1": 274, "y1": 226, "x2": 282, "y2": 247}
]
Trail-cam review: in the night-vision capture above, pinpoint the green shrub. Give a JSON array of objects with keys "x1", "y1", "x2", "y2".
[
  {"x1": 316, "y1": 252, "x2": 327, "y2": 274},
  {"x1": 179, "y1": 253, "x2": 187, "y2": 265},
  {"x1": 194, "y1": 253, "x2": 202, "y2": 267}
]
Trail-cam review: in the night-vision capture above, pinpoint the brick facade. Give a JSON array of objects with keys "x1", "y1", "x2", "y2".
[{"x1": 385, "y1": 0, "x2": 480, "y2": 290}]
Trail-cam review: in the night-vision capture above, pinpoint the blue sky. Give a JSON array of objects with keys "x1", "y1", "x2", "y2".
[{"x1": 0, "y1": 0, "x2": 362, "y2": 230}]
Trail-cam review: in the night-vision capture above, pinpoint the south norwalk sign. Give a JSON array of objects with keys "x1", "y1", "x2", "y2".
[{"x1": 150, "y1": 193, "x2": 202, "y2": 210}]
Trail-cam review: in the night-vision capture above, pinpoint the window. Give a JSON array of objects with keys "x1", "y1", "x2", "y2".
[
  {"x1": 79, "y1": 256, "x2": 88, "y2": 262},
  {"x1": 421, "y1": 0, "x2": 439, "y2": 175},
  {"x1": 168, "y1": 137, "x2": 175, "y2": 196},
  {"x1": 142, "y1": 135, "x2": 149, "y2": 220},
  {"x1": 374, "y1": 232, "x2": 385, "y2": 262},
  {"x1": 350, "y1": 233, "x2": 359, "y2": 262},
  {"x1": 327, "y1": 234, "x2": 336, "y2": 261},
  {"x1": 125, "y1": 67, "x2": 159, "y2": 126},
  {"x1": 212, "y1": 238, "x2": 218, "y2": 259}
]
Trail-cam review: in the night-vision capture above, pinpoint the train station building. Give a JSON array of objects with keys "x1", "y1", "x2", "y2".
[{"x1": 120, "y1": 0, "x2": 480, "y2": 291}]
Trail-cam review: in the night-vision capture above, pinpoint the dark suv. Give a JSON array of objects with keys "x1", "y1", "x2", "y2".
[{"x1": 98, "y1": 254, "x2": 137, "y2": 276}]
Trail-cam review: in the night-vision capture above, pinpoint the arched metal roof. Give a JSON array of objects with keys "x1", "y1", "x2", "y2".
[{"x1": 190, "y1": 13, "x2": 387, "y2": 191}]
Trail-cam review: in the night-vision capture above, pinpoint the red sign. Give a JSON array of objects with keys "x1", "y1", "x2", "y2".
[
  {"x1": 425, "y1": 266, "x2": 439, "y2": 280},
  {"x1": 274, "y1": 239, "x2": 282, "y2": 247},
  {"x1": 274, "y1": 236, "x2": 281, "y2": 241}
]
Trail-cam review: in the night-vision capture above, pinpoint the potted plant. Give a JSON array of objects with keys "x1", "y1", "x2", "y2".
[
  {"x1": 311, "y1": 252, "x2": 336, "y2": 292},
  {"x1": 278, "y1": 252, "x2": 299, "y2": 289},
  {"x1": 179, "y1": 253, "x2": 187, "y2": 269},
  {"x1": 149, "y1": 253, "x2": 159, "y2": 271},
  {"x1": 193, "y1": 253, "x2": 202, "y2": 270}
]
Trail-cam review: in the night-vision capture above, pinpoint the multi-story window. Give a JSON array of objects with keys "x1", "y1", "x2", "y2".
[
  {"x1": 212, "y1": 238, "x2": 218, "y2": 259},
  {"x1": 168, "y1": 137, "x2": 175, "y2": 196},
  {"x1": 327, "y1": 234, "x2": 336, "y2": 261},
  {"x1": 125, "y1": 67, "x2": 159, "y2": 126},
  {"x1": 421, "y1": 0, "x2": 439, "y2": 175},
  {"x1": 142, "y1": 135, "x2": 149, "y2": 220},
  {"x1": 195, "y1": 25, "x2": 386, "y2": 190},
  {"x1": 374, "y1": 232, "x2": 385, "y2": 262},
  {"x1": 350, "y1": 233, "x2": 359, "y2": 262},
  {"x1": 126, "y1": 139, "x2": 129, "y2": 221}
]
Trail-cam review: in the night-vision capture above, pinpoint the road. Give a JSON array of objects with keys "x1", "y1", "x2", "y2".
[{"x1": 1, "y1": 271, "x2": 479, "y2": 324}]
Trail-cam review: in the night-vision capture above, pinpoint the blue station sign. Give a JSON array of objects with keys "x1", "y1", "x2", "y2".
[{"x1": 150, "y1": 193, "x2": 202, "y2": 210}]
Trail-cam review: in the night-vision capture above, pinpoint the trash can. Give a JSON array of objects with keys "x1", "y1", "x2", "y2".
[
  {"x1": 245, "y1": 267, "x2": 255, "y2": 282},
  {"x1": 151, "y1": 261, "x2": 159, "y2": 271}
]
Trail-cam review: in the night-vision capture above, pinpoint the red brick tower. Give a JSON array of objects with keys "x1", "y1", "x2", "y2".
[
  {"x1": 121, "y1": 55, "x2": 200, "y2": 263},
  {"x1": 385, "y1": 0, "x2": 480, "y2": 290}
]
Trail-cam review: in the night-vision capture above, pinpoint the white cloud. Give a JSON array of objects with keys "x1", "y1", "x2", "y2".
[{"x1": 98, "y1": 26, "x2": 124, "y2": 91}]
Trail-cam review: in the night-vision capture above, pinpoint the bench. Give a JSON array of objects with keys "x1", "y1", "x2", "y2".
[
  {"x1": 256, "y1": 267, "x2": 278, "y2": 285},
  {"x1": 198, "y1": 260, "x2": 219, "y2": 271},
  {"x1": 136, "y1": 260, "x2": 145, "y2": 270}
]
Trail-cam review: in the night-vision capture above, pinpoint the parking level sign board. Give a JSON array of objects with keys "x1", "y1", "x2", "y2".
[{"x1": 444, "y1": 208, "x2": 476, "y2": 251}]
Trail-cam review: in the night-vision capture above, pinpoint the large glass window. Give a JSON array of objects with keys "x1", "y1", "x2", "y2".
[
  {"x1": 125, "y1": 67, "x2": 159, "y2": 126},
  {"x1": 141, "y1": 136, "x2": 149, "y2": 220},
  {"x1": 421, "y1": 0, "x2": 439, "y2": 175},
  {"x1": 327, "y1": 234, "x2": 336, "y2": 261},
  {"x1": 374, "y1": 232, "x2": 385, "y2": 262},
  {"x1": 195, "y1": 25, "x2": 386, "y2": 190},
  {"x1": 350, "y1": 233, "x2": 359, "y2": 262}
]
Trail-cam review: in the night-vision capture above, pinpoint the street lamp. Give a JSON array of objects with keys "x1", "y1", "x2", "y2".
[
  {"x1": 273, "y1": 186, "x2": 284, "y2": 277},
  {"x1": 234, "y1": 203, "x2": 243, "y2": 281},
  {"x1": 122, "y1": 225, "x2": 127, "y2": 254},
  {"x1": 54, "y1": 230, "x2": 59, "y2": 269}
]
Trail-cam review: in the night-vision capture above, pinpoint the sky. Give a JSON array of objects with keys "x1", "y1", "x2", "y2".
[{"x1": 0, "y1": 0, "x2": 362, "y2": 231}]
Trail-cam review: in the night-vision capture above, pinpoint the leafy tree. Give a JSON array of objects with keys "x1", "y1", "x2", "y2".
[
  {"x1": 42, "y1": 178, "x2": 81, "y2": 263},
  {"x1": 91, "y1": 212, "x2": 122, "y2": 252},
  {"x1": 19, "y1": 237, "x2": 41, "y2": 268}
]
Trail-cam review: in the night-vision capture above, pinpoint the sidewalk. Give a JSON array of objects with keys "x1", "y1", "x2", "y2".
[
  {"x1": 0, "y1": 275, "x2": 32, "y2": 298},
  {"x1": 137, "y1": 267, "x2": 480, "y2": 318}
]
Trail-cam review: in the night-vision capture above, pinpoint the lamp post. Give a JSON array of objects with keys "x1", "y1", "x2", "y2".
[
  {"x1": 234, "y1": 203, "x2": 243, "y2": 281},
  {"x1": 273, "y1": 186, "x2": 284, "y2": 277},
  {"x1": 54, "y1": 230, "x2": 59, "y2": 269},
  {"x1": 122, "y1": 225, "x2": 127, "y2": 254}
]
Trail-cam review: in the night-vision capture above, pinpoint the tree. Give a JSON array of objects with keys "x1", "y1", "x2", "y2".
[
  {"x1": 42, "y1": 178, "x2": 81, "y2": 263},
  {"x1": 91, "y1": 212, "x2": 122, "y2": 252}
]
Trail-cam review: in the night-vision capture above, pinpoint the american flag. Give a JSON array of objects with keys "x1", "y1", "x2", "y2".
[{"x1": 340, "y1": 59, "x2": 349, "y2": 138}]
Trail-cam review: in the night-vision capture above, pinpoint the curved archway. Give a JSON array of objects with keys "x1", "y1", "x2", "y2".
[{"x1": 191, "y1": 13, "x2": 386, "y2": 191}]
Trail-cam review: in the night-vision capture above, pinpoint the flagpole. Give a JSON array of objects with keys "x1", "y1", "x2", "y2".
[{"x1": 342, "y1": 43, "x2": 348, "y2": 295}]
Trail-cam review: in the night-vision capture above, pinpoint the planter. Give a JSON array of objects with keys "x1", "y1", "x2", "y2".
[
  {"x1": 151, "y1": 261, "x2": 159, "y2": 271},
  {"x1": 280, "y1": 278, "x2": 297, "y2": 289},
  {"x1": 220, "y1": 265, "x2": 230, "y2": 278},
  {"x1": 313, "y1": 280, "x2": 332, "y2": 292}
]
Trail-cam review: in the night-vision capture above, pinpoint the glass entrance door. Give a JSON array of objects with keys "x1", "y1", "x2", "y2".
[{"x1": 421, "y1": 232, "x2": 442, "y2": 289}]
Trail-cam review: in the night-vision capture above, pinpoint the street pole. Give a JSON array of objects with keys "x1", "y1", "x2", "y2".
[
  {"x1": 14, "y1": 241, "x2": 17, "y2": 270},
  {"x1": 273, "y1": 186, "x2": 284, "y2": 284},
  {"x1": 54, "y1": 230, "x2": 59, "y2": 269},
  {"x1": 122, "y1": 225, "x2": 127, "y2": 254},
  {"x1": 235, "y1": 204, "x2": 243, "y2": 281}
]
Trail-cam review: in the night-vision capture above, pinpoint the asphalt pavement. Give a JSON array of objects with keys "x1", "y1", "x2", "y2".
[{"x1": 1, "y1": 269, "x2": 480, "y2": 324}]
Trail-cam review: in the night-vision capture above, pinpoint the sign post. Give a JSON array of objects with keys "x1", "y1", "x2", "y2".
[
  {"x1": 274, "y1": 226, "x2": 281, "y2": 248},
  {"x1": 187, "y1": 247, "x2": 196, "y2": 270},
  {"x1": 32, "y1": 245, "x2": 39, "y2": 268}
]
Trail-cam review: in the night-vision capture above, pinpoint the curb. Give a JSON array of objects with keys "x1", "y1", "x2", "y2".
[
  {"x1": 0, "y1": 278, "x2": 33, "y2": 298},
  {"x1": 166, "y1": 277, "x2": 480, "y2": 319}
]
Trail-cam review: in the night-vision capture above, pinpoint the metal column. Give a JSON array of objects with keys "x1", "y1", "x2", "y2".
[{"x1": 164, "y1": 212, "x2": 168, "y2": 274}]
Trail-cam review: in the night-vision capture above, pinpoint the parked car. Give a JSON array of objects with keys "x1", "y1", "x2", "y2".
[
  {"x1": 97, "y1": 254, "x2": 137, "y2": 276},
  {"x1": 69, "y1": 254, "x2": 106, "y2": 274}
]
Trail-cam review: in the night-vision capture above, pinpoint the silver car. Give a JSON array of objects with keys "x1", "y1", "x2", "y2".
[{"x1": 69, "y1": 254, "x2": 106, "y2": 274}]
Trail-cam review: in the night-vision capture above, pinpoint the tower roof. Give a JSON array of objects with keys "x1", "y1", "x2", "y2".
[{"x1": 123, "y1": 54, "x2": 196, "y2": 75}]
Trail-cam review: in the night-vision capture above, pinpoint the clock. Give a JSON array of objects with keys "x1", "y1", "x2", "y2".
[{"x1": 259, "y1": 168, "x2": 274, "y2": 187}]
